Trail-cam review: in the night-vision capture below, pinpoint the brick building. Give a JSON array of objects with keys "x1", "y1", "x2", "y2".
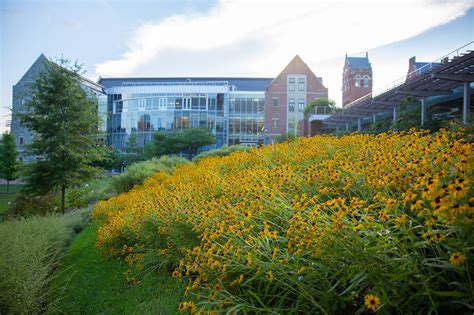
[
  {"x1": 342, "y1": 53, "x2": 372, "y2": 107},
  {"x1": 264, "y1": 55, "x2": 328, "y2": 142}
]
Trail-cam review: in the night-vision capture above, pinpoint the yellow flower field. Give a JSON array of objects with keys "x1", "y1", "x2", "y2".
[{"x1": 93, "y1": 129, "x2": 473, "y2": 313}]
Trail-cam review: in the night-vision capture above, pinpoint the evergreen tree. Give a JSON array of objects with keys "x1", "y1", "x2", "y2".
[
  {"x1": 0, "y1": 132, "x2": 20, "y2": 193},
  {"x1": 18, "y1": 57, "x2": 105, "y2": 213}
]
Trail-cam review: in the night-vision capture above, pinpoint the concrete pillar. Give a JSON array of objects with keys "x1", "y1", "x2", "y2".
[
  {"x1": 393, "y1": 106, "x2": 398, "y2": 121},
  {"x1": 372, "y1": 113, "x2": 376, "y2": 124},
  {"x1": 358, "y1": 118, "x2": 362, "y2": 132},
  {"x1": 336, "y1": 125, "x2": 340, "y2": 132},
  {"x1": 463, "y1": 82, "x2": 471, "y2": 125},
  {"x1": 421, "y1": 97, "x2": 427, "y2": 127},
  {"x1": 345, "y1": 122, "x2": 349, "y2": 131}
]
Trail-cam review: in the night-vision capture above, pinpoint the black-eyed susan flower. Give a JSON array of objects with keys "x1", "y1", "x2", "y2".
[
  {"x1": 364, "y1": 294, "x2": 381, "y2": 311},
  {"x1": 266, "y1": 271, "x2": 273, "y2": 282},
  {"x1": 449, "y1": 252, "x2": 466, "y2": 266}
]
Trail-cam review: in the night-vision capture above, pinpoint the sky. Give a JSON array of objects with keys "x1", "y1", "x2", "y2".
[{"x1": 1, "y1": 0, "x2": 473, "y2": 134}]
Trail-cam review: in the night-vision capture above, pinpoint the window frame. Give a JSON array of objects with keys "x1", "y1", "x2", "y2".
[
  {"x1": 271, "y1": 118, "x2": 279, "y2": 128},
  {"x1": 298, "y1": 78, "x2": 306, "y2": 91},
  {"x1": 288, "y1": 98, "x2": 295, "y2": 112},
  {"x1": 298, "y1": 99, "x2": 305, "y2": 112},
  {"x1": 272, "y1": 97, "x2": 279, "y2": 107},
  {"x1": 289, "y1": 78, "x2": 295, "y2": 91}
]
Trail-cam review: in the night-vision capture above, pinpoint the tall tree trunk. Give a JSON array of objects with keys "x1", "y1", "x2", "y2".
[{"x1": 61, "y1": 185, "x2": 66, "y2": 214}]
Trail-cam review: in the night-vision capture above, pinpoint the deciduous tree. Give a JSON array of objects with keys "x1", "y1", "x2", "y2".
[{"x1": 18, "y1": 57, "x2": 105, "y2": 213}]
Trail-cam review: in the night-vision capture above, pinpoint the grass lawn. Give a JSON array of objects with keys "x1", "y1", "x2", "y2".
[
  {"x1": 0, "y1": 184, "x2": 23, "y2": 217},
  {"x1": 50, "y1": 220, "x2": 185, "y2": 314}
]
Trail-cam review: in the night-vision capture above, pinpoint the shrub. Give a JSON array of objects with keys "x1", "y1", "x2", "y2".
[
  {"x1": 0, "y1": 208, "x2": 90, "y2": 314},
  {"x1": 5, "y1": 192, "x2": 61, "y2": 219},
  {"x1": 110, "y1": 155, "x2": 188, "y2": 194},
  {"x1": 192, "y1": 145, "x2": 250, "y2": 163},
  {"x1": 274, "y1": 132, "x2": 298, "y2": 143},
  {"x1": 93, "y1": 129, "x2": 473, "y2": 313},
  {"x1": 67, "y1": 176, "x2": 114, "y2": 209}
]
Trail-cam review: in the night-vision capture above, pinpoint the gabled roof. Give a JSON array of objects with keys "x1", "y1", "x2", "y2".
[
  {"x1": 15, "y1": 54, "x2": 105, "y2": 93},
  {"x1": 98, "y1": 77, "x2": 273, "y2": 92},
  {"x1": 345, "y1": 53, "x2": 371, "y2": 69},
  {"x1": 15, "y1": 53, "x2": 49, "y2": 85},
  {"x1": 267, "y1": 55, "x2": 326, "y2": 89}
]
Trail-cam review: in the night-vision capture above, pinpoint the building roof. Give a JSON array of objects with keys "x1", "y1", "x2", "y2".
[
  {"x1": 346, "y1": 55, "x2": 371, "y2": 69},
  {"x1": 98, "y1": 77, "x2": 273, "y2": 92},
  {"x1": 267, "y1": 55, "x2": 327, "y2": 91},
  {"x1": 16, "y1": 54, "x2": 105, "y2": 93}
]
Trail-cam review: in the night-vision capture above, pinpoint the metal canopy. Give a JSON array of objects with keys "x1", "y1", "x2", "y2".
[{"x1": 324, "y1": 43, "x2": 474, "y2": 126}]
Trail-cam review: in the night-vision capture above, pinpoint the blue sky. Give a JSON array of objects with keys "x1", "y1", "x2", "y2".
[{"x1": 1, "y1": 0, "x2": 473, "y2": 133}]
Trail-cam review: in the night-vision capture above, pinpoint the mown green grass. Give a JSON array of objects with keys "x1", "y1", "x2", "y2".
[
  {"x1": 50, "y1": 221, "x2": 185, "y2": 314},
  {"x1": 0, "y1": 193, "x2": 17, "y2": 216},
  {"x1": 0, "y1": 184, "x2": 23, "y2": 216}
]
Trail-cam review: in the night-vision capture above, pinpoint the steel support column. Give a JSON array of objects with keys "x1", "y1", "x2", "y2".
[
  {"x1": 358, "y1": 118, "x2": 362, "y2": 132},
  {"x1": 421, "y1": 97, "x2": 427, "y2": 126},
  {"x1": 372, "y1": 113, "x2": 376, "y2": 124},
  {"x1": 346, "y1": 122, "x2": 349, "y2": 131},
  {"x1": 393, "y1": 106, "x2": 398, "y2": 121},
  {"x1": 463, "y1": 82, "x2": 471, "y2": 125}
]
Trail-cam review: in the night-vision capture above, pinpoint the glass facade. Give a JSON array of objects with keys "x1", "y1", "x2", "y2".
[
  {"x1": 228, "y1": 93, "x2": 265, "y2": 146},
  {"x1": 107, "y1": 91, "x2": 226, "y2": 151}
]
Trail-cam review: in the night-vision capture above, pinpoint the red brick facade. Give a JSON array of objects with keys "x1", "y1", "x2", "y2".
[
  {"x1": 264, "y1": 55, "x2": 327, "y2": 142},
  {"x1": 342, "y1": 53, "x2": 372, "y2": 107}
]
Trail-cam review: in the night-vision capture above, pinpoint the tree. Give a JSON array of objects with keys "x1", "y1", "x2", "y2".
[
  {"x1": 0, "y1": 132, "x2": 20, "y2": 193},
  {"x1": 303, "y1": 97, "x2": 338, "y2": 119},
  {"x1": 179, "y1": 128, "x2": 216, "y2": 156},
  {"x1": 149, "y1": 128, "x2": 216, "y2": 158},
  {"x1": 18, "y1": 57, "x2": 105, "y2": 213}
]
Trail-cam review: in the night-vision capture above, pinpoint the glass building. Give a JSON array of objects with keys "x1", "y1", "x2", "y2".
[
  {"x1": 12, "y1": 55, "x2": 329, "y2": 160},
  {"x1": 98, "y1": 78, "x2": 272, "y2": 151}
]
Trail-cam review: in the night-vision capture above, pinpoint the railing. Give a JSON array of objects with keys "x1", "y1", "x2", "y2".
[
  {"x1": 122, "y1": 81, "x2": 230, "y2": 87},
  {"x1": 344, "y1": 41, "x2": 474, "y2": 109},
  {"x1": 308, "y1": 106, "x2": 338, "y2": 115}
]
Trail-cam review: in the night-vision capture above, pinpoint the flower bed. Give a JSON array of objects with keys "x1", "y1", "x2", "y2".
[{"x1": 93, "y1": 129, "x2": 473, "y2": 313}]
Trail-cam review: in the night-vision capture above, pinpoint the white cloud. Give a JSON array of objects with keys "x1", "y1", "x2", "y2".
[{"x1": 94, "y1": 0, "x2": 473, "y2": 103}]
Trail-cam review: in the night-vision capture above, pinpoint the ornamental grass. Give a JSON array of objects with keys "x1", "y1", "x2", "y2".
[{"x1": 93, "y1": 129, "x2": 473, "y2": 313}]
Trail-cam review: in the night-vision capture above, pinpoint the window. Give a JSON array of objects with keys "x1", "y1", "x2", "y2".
[
  {"x1": 191, "y1": 97, "x2": 199, "y2": 110},
  {"x1": 183, "y1": 97, "x2": 191, "y2": 110},
  {"x1": 139, "y1": 99, "x2": 146, "y2": 111},
  {"x1": 158, "y1": 98, "x2": 167, "y2": 110},
  {"x1": 289, "y1": 78, "x2": 295, "y2": 91},
  {"x1": 363, "y1": 75, "x2": 369, "y2": 87},
  {"x1": 288, "y1": 98, "x2": 295, "y2": 112},
  {"x1": 355, "y1": 75, "x2": 362, "y2": 87},
  {"x1": 216, "y1": 93, "x2": 224, "y2": 111},
  {"x1": 298, "y1": 78, "x2": 305, "y2": 91},
  {"x1": 298, "y1": 99, "x2": 305, "y2": 112},
  {"x1": 19, "y1": 136, "x2": 24, "y2": 145},
  {"x1": 199, "y1": 97, "x2": 207, "y2": 110},
  {"x1": 258, "y1": 98, "x2": 264, "y2": 112},
  {"x1": 175, "y1": 98, "x2": 183, "y2": 109},
  {"x1": 272, "y1": 118, "x2": 279, "y2": 128},
  {"x1": 272, "y1": 97, "x2": 279, "y2": 107}
]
